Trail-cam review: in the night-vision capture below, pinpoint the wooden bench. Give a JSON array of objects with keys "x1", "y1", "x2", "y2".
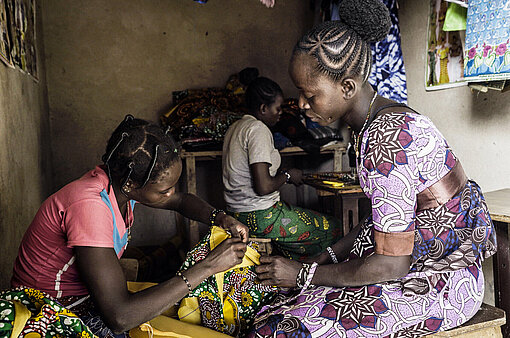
[{"x1": 427, "y1": 303, "x2": 506, "y2": 337}]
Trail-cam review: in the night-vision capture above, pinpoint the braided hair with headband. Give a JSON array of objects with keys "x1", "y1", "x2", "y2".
[
  {"x1": 293, "y1": 0, "x2": 391, "y2": 83},
  {"x1": 102, "y1": 115, "x2": 180, "y2": 193}
]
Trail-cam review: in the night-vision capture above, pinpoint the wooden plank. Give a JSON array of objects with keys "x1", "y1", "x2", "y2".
[
  {"x1": 180, "y1": 144, "x2": 347, "y2": 160},
  {"x1": 185, "y1": 156, "x2": 200, "y2": 248},
  {"x1": 484, "y1": 188, "x2": 510, "y2": 223},
  {"x1": 427, "y1": 303, "x2": 505, "y2": 337}
]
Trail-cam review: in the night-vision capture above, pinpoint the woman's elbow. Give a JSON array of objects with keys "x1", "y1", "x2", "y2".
[
  {"x1": 254, "y1": 185, "x2": 273, "y2": 196},
  {"x1": 387, "y1": 255, "x2": 411, "y2": 279},
  {"x1": 372, "y1": 254, "x2": 411, "y2": 281},
  {"x1": 102, "y1": 311, "x2": 134, "y2": 334}
]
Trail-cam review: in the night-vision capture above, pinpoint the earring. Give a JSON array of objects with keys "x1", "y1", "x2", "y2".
[
  {"x1": 328, "y1": 116, "x2": 332, "y2": 121},
  {"x1": 122, "y1": 186, "x2": 131, "y2": 194}
]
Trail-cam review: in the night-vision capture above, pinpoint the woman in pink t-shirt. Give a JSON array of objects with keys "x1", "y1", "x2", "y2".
[{"x1": 10, "y1": 115, "x2": 249, "y2": 337}]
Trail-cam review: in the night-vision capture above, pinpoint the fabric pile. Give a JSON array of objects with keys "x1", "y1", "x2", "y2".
[
  {"x1": 161, "y1": 69, "x2": 343, "y2": 153},
  {"x1": 161, "y1": 87, "x2": 246, "y2": 151}
]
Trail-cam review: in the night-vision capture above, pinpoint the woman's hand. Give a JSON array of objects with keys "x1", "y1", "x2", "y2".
[
  {"x1": 255, "y1": 255, "x2": 303, "y2": 287},
  {"x1": 203, "y1": 237, "x2": 247, "y2": 274},
  {"x1": 216, "y1": 212, "x2": 249, "y2": 242},
  {"x1": 287, "y1": 168, "x2": 303, "y2": 186}
]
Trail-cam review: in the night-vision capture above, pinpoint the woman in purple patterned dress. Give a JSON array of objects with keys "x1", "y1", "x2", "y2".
[{"x1": 247, "y1": 0, "x2": 496, "y2": 337}]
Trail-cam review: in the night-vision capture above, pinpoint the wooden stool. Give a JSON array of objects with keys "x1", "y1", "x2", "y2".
[
  {"x1": 427, "y1": 303, "x2": 506, "y2": 337},
  {"x1": 249, "y1": 237, "x2": 272, "y2": 255}
]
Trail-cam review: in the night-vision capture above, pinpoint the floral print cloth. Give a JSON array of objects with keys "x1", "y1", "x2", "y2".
[
  {"x1": 0, "y1": 287, "x2": 94, "y2": 338},
  {"x1": 246, "y1": 110, "x2": 496, "y2": 337},
  {"x1": 178, "y1": 226, "x2": 278, "y2": 337},
  {"x1": 464, "y1": 0, "x2": 510, "y2": 80}
]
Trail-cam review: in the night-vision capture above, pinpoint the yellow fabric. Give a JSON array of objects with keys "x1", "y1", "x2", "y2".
[
  {"x1": 11, "y1": 300, "x2": 32, "y2": 338},
  {"x1": 127, "y1": 270, "x2": 233, "y2": 337},
  {"x1": 129, "y1": 316, "x2": 231, "y2": 338},
  {"x1": 177, "y1": 298, "x2": 201, "y2": 325},
  {"x1": 178, "y1": 226, "x2": 261, "y2": 330}
]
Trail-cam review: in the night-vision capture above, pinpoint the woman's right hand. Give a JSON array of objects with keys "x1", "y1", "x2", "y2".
[{"x1": 203, "y1": 237, "x2": 247, "y2": 274}]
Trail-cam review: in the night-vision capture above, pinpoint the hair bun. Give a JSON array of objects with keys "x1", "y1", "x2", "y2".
[
  {"x1": 239, "y1": 67, "x2": 259, "y2": 86},
  {"x1": 337, "y1": 0, "x2": 391, "y2": 43}
]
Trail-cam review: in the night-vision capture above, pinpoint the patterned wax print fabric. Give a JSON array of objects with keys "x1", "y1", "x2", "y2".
[
  {"x1": 232, "y1": 201, "x2": 343, "y2": 261},
  {"x1": 57, "y1": 295, "x2": 128, "y2": 338},
  {"x1": 368, "y1": 0, "x2": 408, "y2": 103},
  {"x1": 0, "y1": 286, "x2": 94, "y2": 338},
  {"x1": 161, "y1": 88, "x2": 245, "y2": 147},
  {"x1": 464, "y1": 0, "x2": 510, "y2": 80},
  {"x1": 177, "y1": 226, "x2": 278, "y2": 337},
  {"x1": 246, "y1": 110, "x2": 496, "y2": 337}
]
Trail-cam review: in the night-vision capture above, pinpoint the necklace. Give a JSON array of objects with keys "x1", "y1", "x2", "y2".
[{"x1": 354, "y1": 91, "x2": 378, "y2": 161}]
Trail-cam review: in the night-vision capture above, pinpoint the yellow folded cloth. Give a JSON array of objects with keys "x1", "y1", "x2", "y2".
[{"x1": 127, "y1": 281, "x2": 230, "y2": 338}]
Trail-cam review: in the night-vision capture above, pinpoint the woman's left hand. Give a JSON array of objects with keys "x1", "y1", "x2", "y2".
[
  {"x1": 255, "y1": 255, "x2": 303, "y2": 287},
  {"x1": 216, "y1": 212, "x2": 249, "y2": 243}
]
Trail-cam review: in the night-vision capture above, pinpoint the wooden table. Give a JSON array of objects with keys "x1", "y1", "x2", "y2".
[
  {"x1": 484, "y1": 188, "x2": 510, "y2": 337},
  {"x1": 180, "y1": 143, "x2": 347, "y2": 248},
  {"x1": 303, "y1": 177, "x2": 367, "y2": 236}
]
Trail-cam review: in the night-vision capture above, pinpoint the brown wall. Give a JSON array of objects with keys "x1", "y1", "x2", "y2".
[
  {"x1": 42, "y1": 0, "x2": 313, "y2": 190},
  {"x1": 0, "y1": 3, "x2": 52, "y2": 288}
]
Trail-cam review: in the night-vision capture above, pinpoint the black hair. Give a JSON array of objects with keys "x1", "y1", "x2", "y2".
[
  {"x1": 239, "y1": 67, "x2": 259, "y2": 86},
  {"x1": 102, "y1": 115, "x2": 180, "y2": 192},
  {"x1": 293, "y1": 0, "x2": 391, "y2": 83},
  {"x1": 245, "y1": 77, "x2": 283, "y2": 113}
]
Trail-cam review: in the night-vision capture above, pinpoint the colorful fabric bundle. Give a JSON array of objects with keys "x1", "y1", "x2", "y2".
[
  {"x1": 0, "y1": 286, "x2": 94, "y2": 337},
  {"x1": 161, "y1": 88, "x2": 245, "y2": 148},
  {"x1": 177, "y1": 226, "x2": 278, "y2": 337}
]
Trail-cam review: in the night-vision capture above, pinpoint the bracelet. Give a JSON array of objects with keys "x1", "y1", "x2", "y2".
[
  {"x1": 295, "y1": 262, "x2": 318, "y2": 290},
  {"x1": 295, "y1": 263, "x2": 309, "y2": 288},
  {"x1": 210, "y1": 209, "x2": 225, "y2": 227},
  {"x1": 303, "y1": 262, "x2": 318, "y2": 290},
  {"x1": 177, "y1": 271, "x2": 193, "y2": 294},
  {"x1": 327, "y1": 246, "x2": 339, "y2": 264},
  {"x1": 281, "y1": 170, "x2": 291, "y2": 184}
]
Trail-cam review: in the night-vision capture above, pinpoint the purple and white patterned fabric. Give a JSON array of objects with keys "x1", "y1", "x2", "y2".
[{"x1": 247, "y1": 110, "x2": 496, "y2": 337}]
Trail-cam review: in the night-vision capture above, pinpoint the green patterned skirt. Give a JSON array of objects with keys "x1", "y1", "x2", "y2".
[
  {"x1": 231, "y1": 201, "x2": 342, "y2": 260},
  {"x1": 0, "y1": 287, "x2": 94, "y2": 337}
]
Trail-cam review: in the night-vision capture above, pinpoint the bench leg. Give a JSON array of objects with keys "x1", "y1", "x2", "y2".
[
  {"x1": 493, "y1": 220, "x2": 510, "y2": 338},
  {"x1": 185, "y1": 157, "x2": 200, "y2": 248}
]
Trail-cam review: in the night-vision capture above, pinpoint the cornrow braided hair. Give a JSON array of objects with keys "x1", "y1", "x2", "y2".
[
  {"x1": 294, "y1": 0, "x2": 391, "y2": 83},
  {"x1": 245, "y1": 77, "x2": 283, "y2": 112},
  {"x1": 102, "y1": 115, "x2": 180, "y2": 193}
]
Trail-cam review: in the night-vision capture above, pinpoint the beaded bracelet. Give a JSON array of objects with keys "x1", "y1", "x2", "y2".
[
  {"x1": 210, "y1": 209, "x2": 225, "y2": 227},
  {"x1": 176, "y1": 271, "x2": 193, "y2": 295},
  {"x1": 327, "y1": 246, "x2": 339, "y2": 264}
]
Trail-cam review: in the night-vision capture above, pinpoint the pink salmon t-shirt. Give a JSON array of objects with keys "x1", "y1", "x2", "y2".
[{"x1": 11, "y1": 166, "x2": 135, "y2": 298}]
